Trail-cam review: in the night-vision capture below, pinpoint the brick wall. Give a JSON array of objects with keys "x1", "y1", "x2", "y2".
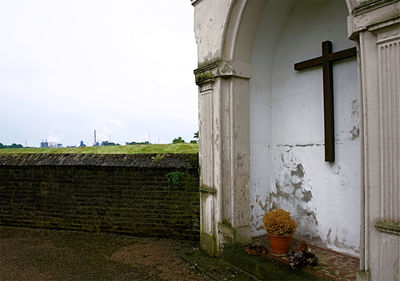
[{"x1": 0, "y1": 154, "x2": 199, "y2": 240}]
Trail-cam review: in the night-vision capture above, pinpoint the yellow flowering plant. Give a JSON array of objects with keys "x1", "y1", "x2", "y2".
[{"x1": 262, "y1": 209, "x2": 298, "y2": 237}]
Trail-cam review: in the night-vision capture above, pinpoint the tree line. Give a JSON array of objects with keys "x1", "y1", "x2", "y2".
[
  {"x1": 0, "y1": 143, "x2": 23, "y2": 149},
  {"x1": 172, "y1": 131, "x2": 199, "y2": 144}
]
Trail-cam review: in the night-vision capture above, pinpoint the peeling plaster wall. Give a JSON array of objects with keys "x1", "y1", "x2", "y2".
[{"x1": 249, "y1": 0, "x2": 360, "y2": 256}]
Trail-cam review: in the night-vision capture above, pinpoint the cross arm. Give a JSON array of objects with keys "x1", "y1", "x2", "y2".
[
  {"x1": 294, "y1": 45, "x2": 356, "y2": 71},
  {"x1": 294, "y1": 56, "x2": 324, "y2": 70},
  {"x1": 328, "y1": 47, "x2": 357, "y2": 62}
]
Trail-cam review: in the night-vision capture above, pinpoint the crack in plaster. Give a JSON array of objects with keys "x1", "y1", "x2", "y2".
[
  {"x1": 349, "y1": 99, "x2": 360, "y2": 140},
  {"x1": 276, "y1": 143, "x2": 325, "y2": 148}
]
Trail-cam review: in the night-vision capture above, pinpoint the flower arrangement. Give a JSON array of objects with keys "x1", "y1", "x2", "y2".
[{"x1": 262, "y1": 208, "x2": 298, "y2": 237}]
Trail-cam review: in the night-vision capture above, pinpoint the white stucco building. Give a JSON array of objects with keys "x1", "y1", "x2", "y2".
[{"x1": 191, "y1": 0, "x2": 400, "y2": 280}]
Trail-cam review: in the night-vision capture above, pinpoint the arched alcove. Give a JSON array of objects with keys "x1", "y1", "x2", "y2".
[
  {"x1": 223, "y1": 0, "x2": 360, "y2": 256},
  {"x1": 195, "y1": 0, "x2": 400, "y2": 277}
]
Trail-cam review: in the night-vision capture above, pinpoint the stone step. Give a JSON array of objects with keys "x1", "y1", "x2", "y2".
[
  {"x1": 222, "y1": 236, "x2": 360, "y2": 281},
  {"x1": 222, "y1": 247, "x2": 326, "y2": 281}
]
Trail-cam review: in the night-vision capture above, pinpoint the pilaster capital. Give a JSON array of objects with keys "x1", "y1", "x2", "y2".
[
  {"x1": 353, "y1": 0, "x2": 399, "y2": 15},
  {"x1": 348, "y1": 0, "x2": 400, "y2": 39},
  {"x1": 193, "y1": 60, "x2": 251, "y2": 87}
]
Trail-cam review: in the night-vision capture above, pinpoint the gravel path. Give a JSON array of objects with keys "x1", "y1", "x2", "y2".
[{"x1": 0, "y1": 227, "x2": 257, "y2": 281}]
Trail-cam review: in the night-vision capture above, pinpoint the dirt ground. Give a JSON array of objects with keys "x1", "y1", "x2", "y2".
[{"x1": 0, "y1": 226, "x2": 258, "y2": 281}]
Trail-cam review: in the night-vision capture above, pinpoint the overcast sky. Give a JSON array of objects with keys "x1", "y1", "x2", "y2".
[{"x1": 0, "y1": 0, "x2": 198, "y2": 147}]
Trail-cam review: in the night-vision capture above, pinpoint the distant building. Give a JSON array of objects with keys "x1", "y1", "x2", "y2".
[
  {"x1": 41, "y1": 140, "x2": 62, "y2": 148},
  {"x1": 48, "y1": 142, "x2": 61, "y2": 148},
  {"x1": 40, "y1": 140, "x2": 48, "y2": 148},
  {"x1": 79, "y1": 140, "x2": 86, "y2": 147}
]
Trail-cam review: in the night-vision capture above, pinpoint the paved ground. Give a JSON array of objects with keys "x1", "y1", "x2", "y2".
[
  {"x1": 0, "y1": 226, "x2": 359, "y2": 281},
  {"x1": 0, "y1": 226, "x2": 258, "y2": 281},
  {"x1": 252, "y1": 235, "x2": 359, "y2": 281}
]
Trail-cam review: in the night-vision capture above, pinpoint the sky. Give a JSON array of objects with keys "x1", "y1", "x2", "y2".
[{"x1": 0, "y1": 0, "x2": 198, "y2": 147}]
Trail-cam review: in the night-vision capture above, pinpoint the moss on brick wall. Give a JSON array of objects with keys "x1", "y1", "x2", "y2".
[{"x1": 0, "y1": 154, "x2": 199, "y2": 240}]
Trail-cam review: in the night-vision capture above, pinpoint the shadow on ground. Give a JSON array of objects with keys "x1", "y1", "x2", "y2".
[{"x1": 0, "y1": 226, "x2": 257, "y2": 281}]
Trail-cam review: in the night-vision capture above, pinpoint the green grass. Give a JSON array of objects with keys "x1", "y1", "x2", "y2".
[{"x1": 0, "y1": 143, "x2": 199, "y2": 154}]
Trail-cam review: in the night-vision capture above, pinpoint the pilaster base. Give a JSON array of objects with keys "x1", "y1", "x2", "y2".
[
  {"x1": 356, "y1": 270, "x2": 370, "y2": 281},
  {"x1": 219, "y1": 223, "x2": 252, "y2": 248},
  {"x1": 200, "y1": 231, "x2": 219, "y2": 257}
]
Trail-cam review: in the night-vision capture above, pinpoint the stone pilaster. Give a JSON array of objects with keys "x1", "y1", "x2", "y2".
[
  {"x1": 349, "y1": 1, "x2": 400, "y2": 280},
  {"x1": 195, "y1": 60, "x2": 251, "y2": 256}
]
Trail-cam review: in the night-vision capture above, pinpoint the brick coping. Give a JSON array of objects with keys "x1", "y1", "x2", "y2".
[{"x1": 0, "y1": 153, "x2": 198, "y2": 169}]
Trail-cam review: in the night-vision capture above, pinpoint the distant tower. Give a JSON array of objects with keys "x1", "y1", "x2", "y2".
[{"x1": 94, "y1": 130, "x2": 97, "y2": 146}]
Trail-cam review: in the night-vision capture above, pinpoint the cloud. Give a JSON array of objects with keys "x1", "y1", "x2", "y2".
[
  {"x1": 46, "y1": 134, "x2": 61, "y2": 144},
  {"x1": 97, "y1": 129, "x2": 111, "y2": 143},
  {"x1": 0, "y1": 0, "x2": 198, "y2": 146},
  {"x1": 106, "y1": 118, "x2": 123, "y2": 128}
]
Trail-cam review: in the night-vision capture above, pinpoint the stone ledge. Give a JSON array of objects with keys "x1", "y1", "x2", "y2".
[
  {"x1": 199, "y1": 185, "x2": 217, "y2": 195},
  {"x1": 353, "y1": 0, "x2": 399, "y2": 16},
  {"x1": 0, "y1": 153, "x2": 198, "y2": 169},
  {"x1": 193, "y1": 60, "x2": 251, "y2": 86},
  {"x1": 193, "y1": 61, "x2": 219, "y2": 75},
  {"x1": 375, "y1": 221, "x2": 400, "y2": 236},
  {"x1": 222, "y1": 247, "x2": 324, "y2": 280}
]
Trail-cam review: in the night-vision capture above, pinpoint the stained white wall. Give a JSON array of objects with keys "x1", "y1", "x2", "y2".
[{"x1": 249, "y1": 0, "x2": 360, "y2": 256}]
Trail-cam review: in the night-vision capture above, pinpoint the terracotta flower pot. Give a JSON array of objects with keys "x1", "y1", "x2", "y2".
[{"x1": 268, "y1": 234, "x2": 291, "y2": 254}]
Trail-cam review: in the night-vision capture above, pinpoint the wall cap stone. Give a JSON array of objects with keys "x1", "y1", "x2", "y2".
[{"x1": 0, "y1": 153, "x2": 199, "y2": 169}]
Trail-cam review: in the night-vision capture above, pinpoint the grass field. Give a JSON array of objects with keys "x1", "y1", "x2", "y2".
[{"x1": 0, "y1": 143, "x2": 198, "y2": 154}]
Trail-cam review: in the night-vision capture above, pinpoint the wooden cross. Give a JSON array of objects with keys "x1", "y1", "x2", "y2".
[{"x1": 294, "y1": 41, "x2": 356, "y2": 162}]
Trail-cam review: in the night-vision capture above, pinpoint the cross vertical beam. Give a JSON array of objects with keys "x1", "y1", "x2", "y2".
[
  {"x1": 294, "y1": 41, "x2": 357, "y2": 162},
  {"x1": 322, "y1": 41, "x2": 335, "y2": 162}
]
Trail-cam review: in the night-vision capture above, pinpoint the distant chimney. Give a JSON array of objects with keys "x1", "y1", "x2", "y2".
[{"x1": 94, "y1": 130, "x2": 97, "y2": 146}]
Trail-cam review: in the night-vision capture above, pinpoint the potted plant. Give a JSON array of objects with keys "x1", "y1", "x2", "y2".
[{"x1": 262, "y1": 208, "x2": 298, "y2": 254}]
